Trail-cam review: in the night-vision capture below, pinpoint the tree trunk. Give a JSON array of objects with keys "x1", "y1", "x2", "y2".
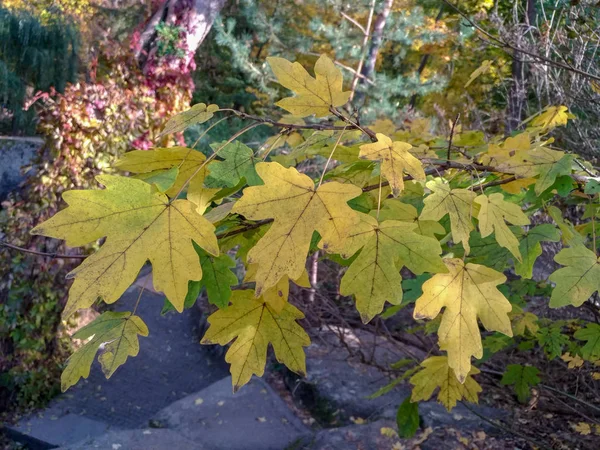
[
  {"x1": 134, "y1": 0, "x2": 226, "y2": 71},
  {"x1": 360, "y1": 0, "x2": 394, "y2": 82}
]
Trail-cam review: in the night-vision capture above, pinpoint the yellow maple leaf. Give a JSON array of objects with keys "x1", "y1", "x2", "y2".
[
  {"x1": 549, "y1": 245, "x2": 600, "y2": 308},
  {"x1": 573, "y1": 422, "x2": 592, "y2": 435},
  {"x1": 413, "y1": 259, "x2": 513, "y2": 382},
  {"x1": 244, "y1": 264, "x2": 310, "y2": 313},
  {"x1": 61, "y1": 311, "x2": 148, "y2": 391},
  {"x1": 359, "y1": 133, "x2": 425, "y2": 197},
  {"x1": 31, "y1": 175, "x2": 219, "y2": 317},
  {"x1": 267, "y1": 54, "x2": 351, "y2": 117},
  {"x1": 323, "y1": 213, "x2": 447, "y2": 323},
  {"x1": 410, "y1": 356, "x2": 482, "y2": 411},
  {"x1": 420, "y1": 179, "x2": 477, "y2": 254},
  {"x1": 561, "y1": 352, "x2": 584, "y2": 369},
  {"x1": 511, "y1": 306, "x2": 539, "y2": 336},
  {"x1": 232, "y1": 162, "x2": 361, "y2": 295},
  {"x1": 201, "y1": 290, "x2": 310, "y2": 391},
  {"x1": 480, "y1": 133, "x2": 530, "y2": 167},
  {"x1": 474, "y1": 193, "x2": 530, "y2": 261},
  {"x1": 115, "y1": 147, "x2": 218, "y2": 213},
  {"x1": 529, "y1": 105, "x2": 574, "y2": 131},
  {"x1": 375, "y1": 199, "x2": 446, "y2": 238}
]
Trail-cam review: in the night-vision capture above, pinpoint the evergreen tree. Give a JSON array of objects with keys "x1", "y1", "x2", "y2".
[{"x1": 0, "y1": 7, "x2": 79, "y2": 134}]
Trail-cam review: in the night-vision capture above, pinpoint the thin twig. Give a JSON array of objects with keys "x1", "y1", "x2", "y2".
[
  {"x1": 0, "y1": 241, "x2": 87, "y2": 259},
  {"x1": 447, "y1": 113, "x2": 460, "y2": 160}
]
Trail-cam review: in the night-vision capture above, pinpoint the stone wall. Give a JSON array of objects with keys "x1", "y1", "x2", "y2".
[{"x1": 0, "y1": 136, "x2": 43, "y2": 200}]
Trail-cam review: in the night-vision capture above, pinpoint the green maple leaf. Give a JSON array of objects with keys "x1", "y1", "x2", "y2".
[
  {"x1": 537, "y1": 325, "x2": 569, "y2": 359},
  {"x1": 196, "y1": 245, "x2": 238, "y2": 309},
  {"x1": 574, "y1": 323, "x2": 600, "y2": 361},
  {"x1": 501, "y1": 364, "x2": 540, "y2": 403},
  {"x1": 206, "y1": 141, "x2": 262, "y2": 188},
  {"x1": 514, "y1": 224, "x2": 561, "y2": 278},
  {"x1": 322, "y1": 213, "x2": 447, "y2": 323},
  {"x1": 61, "y1": 311, "x2": 148, "y2": 391},
  {"x1": 549, "y1": 245, "x2": 600, "y2": 307}
]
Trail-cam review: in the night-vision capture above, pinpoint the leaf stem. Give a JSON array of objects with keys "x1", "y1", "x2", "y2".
[{"x1": 318, "y1": 127, "x2": 347, "y2": 187}]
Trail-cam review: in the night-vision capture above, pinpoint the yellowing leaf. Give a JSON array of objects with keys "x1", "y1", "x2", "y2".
[
  {"x1": 267, "y1": 54, "x2": 350, "y2": 117},
  {"x1": 413, "y1": 259, "x2": 513, "y2": 382},
  {"x1": 511, "y1": 308, "x2": 539, "y2": 336},
  {"x1": 500, "y1": 177, "x2": 536, "y2": 194},
  {"x1": 464, "y1": 60, "x2": 493, "y2": 88},
  {"x1": 420, "y1": 179, "x2": 477, "y2": 253},
  {"x1": 159, "y1": 103, "x2": 219, "y2": 136},
  {"x1": 232, "y1": 162, "x2": 361, "y2": 295},
  {"x1": 244, "y1": 264, "x2": 310, "y2": 314},
  {"x1": 359, "y1": 134, "x2": 425, "y2": 197},
  {"x1": 201, "y1": 290, "x2": 310, "y2": 391},
  {"x1": 323, "y1": 213, "x2": 446, "y2": 323},
  {"x1": 410, "y1": 356, "x2": 481, "y2": 411},
  {"x1": 498, "y1": 146, "x2": 574, "y2": 195},
  {"x1": 62, "y1": 311, "x2": 148, "y2": 391},
  {"x1": 529, "y1": 106, "x2": 573, "y2": 131},
  {"x1": 474, "y1": 193, "x2": 530, "y2": 261},
  {"x1": 573, "y1": 422, "x2": 592, "y2": 436},
  {"x1": 115, "y1": 147, "x2": 215, "y2": 211},
  {"x1": 549, "y1": 245, "x2": 600, "y2": 308},
  {"x1": 31, "y1": 175, "x2": 218, "y2": 317}
]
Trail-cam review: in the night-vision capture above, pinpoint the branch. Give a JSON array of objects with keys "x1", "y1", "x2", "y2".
[
  {"x1": 218, "y1": 109, "x2": 360, "y2": 132},
  {"x1": 0, "y1": 241, "x2": 87, "y2": 259}
]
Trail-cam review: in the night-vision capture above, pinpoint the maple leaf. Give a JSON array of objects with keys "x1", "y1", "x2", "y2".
[
  {"x1": 31, "y1": 175, "x2": 219, "y2": 317},
  {"x1": 323, "y1": 213, "x2": 446, "y2": 323},
  {"x1": 115, "y1": 147, "x2": 216, "y2": 212},
  {"x1": 497, "y1": 146, "x2": 574, "y2": 195},
  {"x1": 464, "y1": 59, "x2": 492, "y2": 88},
  {"x1": 561, "y1": 352, "x2": 584, "y2": 369},
  {"x1": 375, "y1": 199, "x2": 445, "y2": 237},
  {"x1": 420, "y1": 179, "x2": 477, "y2": 254},
  {"x1": 529, "y1": 105, "x2": 574, "y2": 131},
  {"x1": 511, "y1": 306, "x2": 539, "y2": 336},
  {"x1": 574, "y1": 323, "x2": 600, "y2": 361},
  {"x1": 196, "y1": 247, "x2": 238, "y2": 309},
  {"x1": 537, "y1": 325, "x2": 569, "y2": 359},
  {"x1": 549, "y1": 245, "x2": 600, "y2": 308},
  {"x1": 205, "y1": 141, "x2": 262, "y2": 188},
  {"x1": 159, "y1": 103, "x2": 219, "y2": 136},
  {"x1": 474, "y1": 193, "x2": 530, "y2": 261},
  {"x1": 514, "y1": 224, "x2": 561, "y2": 278},
  {"x1": 267, "y1": 54, "x2": 351, "y2": 117},
  {"x1": 61, "y1": 311, "x2": 148, "y2": 391},
  {"x1": 244, "y1": 264, "x2": 310, "y2": 314},
  {"x1": 413, "y1": 258, "x2": 513, "y2": 382},
  {"x1": 232, "y1": 162, "x2": 361, "y2": 295},
  {"x1": 201, "y1": 290, "x2": 310, "y2": 391},
  {"x1": 358, "y1": 133, "x2": 425, "y2": 197},
  {"x1": 501, "y1": 364, "x2": 540, "y2": 403},
  {"x1": 410, "y1": 356, "x2": 482, "y2": 411}
]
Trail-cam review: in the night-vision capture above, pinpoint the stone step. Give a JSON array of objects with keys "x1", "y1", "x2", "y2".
[
  {"x1": 150, "y1": 376, "x2": 313, "y2": 450},
  {"x1": 7, "y1": 413, "x2": 114, "y2": 449}
]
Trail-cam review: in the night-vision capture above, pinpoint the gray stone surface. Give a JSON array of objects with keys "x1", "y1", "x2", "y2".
[
  {"x1": 58, "y1": 428, "x2": 203, "y2": 450},
  {"x1": 9, "y1": 414, "x2": 114, "y2": 449},
  {"x1": 152, "y1": 376, "x2": 312, "y2": 450},
  {"x1": 10, "y1": 283, "x2": 230, "y2": 447},
  {"x1": 293, "y1": 327, "x2": 423, "y2": 422},
  {"x1": 0, "y1": 136, "x2": 43, "y2": 199},
  {"x1": 306, "y1": 419, "x2": 400, "y2": 450}
]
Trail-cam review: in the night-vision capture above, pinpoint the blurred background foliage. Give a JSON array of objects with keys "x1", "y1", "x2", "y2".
[{"x1": 1, "y1": 0, "x2": 599, "y2": 412}]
